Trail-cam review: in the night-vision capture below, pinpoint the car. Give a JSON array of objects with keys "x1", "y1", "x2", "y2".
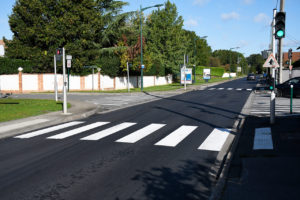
[
  {"x1": 247, "y1": 73, "x2": 256, "y2": 81},
  {"x1": 276, "y1": 77, "x2": 300, "y2": 97}
]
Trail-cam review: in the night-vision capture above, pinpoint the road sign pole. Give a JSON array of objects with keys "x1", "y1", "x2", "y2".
[
  {"x1": 92, "y1": 67, "x2": 94, "y2": 91},
  {"x1": 62, "y1": 47, "x2": 67, "y2": 114},
  {"x1": 270, "y1": 68, "x2": 276, "y2": 124},
  {"x1": 184, "y1": 54, "x2": 186, "y2": 91},
  {"x1": 54, "y1": 55, "x2": 58, "y2": 102},
  {"x1": 67, "y1": 68, "x2": 70, "y2": 92}
]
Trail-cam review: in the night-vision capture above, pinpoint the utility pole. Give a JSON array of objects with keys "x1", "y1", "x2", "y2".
[
  {"x1": 184, "y1": 54, "x2": 186, "y2": 91},
  {"x1": 54, "y1": 55, "x2": 58, "y2": 102},
  {"x1": 278, "y1": 0, "x2": 285, "y2": 84}
]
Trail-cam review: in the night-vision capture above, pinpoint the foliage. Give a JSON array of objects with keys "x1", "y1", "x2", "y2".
[
  {"x1": 246, "y1": 54, "x2": 264, "y2": 73},
  {"x1": 0, "y1": 57, "x2": 35, "y2": 74},
  {"x1": 96, "y1": 53, "x2": 121, "y2": 77},
  {"x1": 5, "y1": 0, "x2": 127, "y2": 74},
  {"x1": 209, "y1": 57, "x2": 221, "y2": 67}
]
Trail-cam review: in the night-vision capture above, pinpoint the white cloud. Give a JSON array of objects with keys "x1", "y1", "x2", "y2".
[
  {"x1": 185, "y1": 19, "x2": 198, "y2": 27},
  {"x1": 254, "y1": 13, "x2": 271, "y2": 25},
  {"x1": 221, "y1": 12, "x2": 240, "y2": 21},
  {"x1": 243, "y1": 0, "x2": 254, "y2": 5},
  {"x1": 193, "y1": 0, "x2": 211, "y2": 6}
]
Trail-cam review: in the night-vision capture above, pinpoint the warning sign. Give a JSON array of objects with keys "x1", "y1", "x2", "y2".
[{"x1": 263, "y1": 53, "x2": 279, "y2": 68}]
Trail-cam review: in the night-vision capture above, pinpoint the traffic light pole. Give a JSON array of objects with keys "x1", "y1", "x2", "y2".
[
  {"x1": 270, "y1": 9, "x2": 276, "y2": 125},
  {"x1": 278, "y1": 0, "x2": 285, "y2": 84}
]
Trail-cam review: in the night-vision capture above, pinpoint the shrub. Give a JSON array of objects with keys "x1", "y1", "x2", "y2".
[{"x1": 0, "y1": 57, "x2": 35, "y2": 74}]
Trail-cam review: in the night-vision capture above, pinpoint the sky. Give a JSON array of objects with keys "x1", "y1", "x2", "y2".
[{"x1": 1, "y1": 0, "x2": 300, "y2": 57}]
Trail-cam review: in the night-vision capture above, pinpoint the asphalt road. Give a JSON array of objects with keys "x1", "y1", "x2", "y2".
[{"x1": 0, "y1": 78, "x2": 256, "y2": 200}]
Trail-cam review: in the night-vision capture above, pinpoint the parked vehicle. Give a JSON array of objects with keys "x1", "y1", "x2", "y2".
[
  {"x1": 247, "y1": 73, "x2": 256, "y2": 81},
  {"x1": 276, "y1": 77, "x2": 300, "y2": 97}
]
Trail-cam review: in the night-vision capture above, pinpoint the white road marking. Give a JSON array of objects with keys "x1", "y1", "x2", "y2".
[
  {"x1": 253, "y1": 127, "x2": 273, "y2": 150},
  {"x1": 247, "y1": 89, "x2": 253, "y2": 91},
  {"x1": 227, "y1": 88, "x2": 233, "y2": 90},
  {"x1": 81, "y1": 122, "x2": 136, "y2": 141},
  {"x1": 15, "y1": 121, "x2": 84, "y2": 139},
  {"x1": 47, "y1": 122, "x2": 109, "y2": 139},
  {"x1": 2, "y1": 119, "x2": 49, "y2": 134},
  {"x1": 116, "y1": 123, "x2": 166, "y2": 143},
  {"x1": 155, "y1": 125, "x2": 197, "y2": 147},
  {"x1": 208, "y1": 88, "x2": 216, "y2": 90},
  {"x1": 218, "y1": 88, "x2": 224, "y2": 90},
  {"x1": 236, "y1": 88, "x2": 242, "y2": 91},
  {"x1": 198, "y1": 128, "x2": 231, "y2": 151}
]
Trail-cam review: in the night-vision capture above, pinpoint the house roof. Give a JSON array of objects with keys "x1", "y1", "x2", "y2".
[{"x1": 283, "y1": 51, "x2": 300, "y2": 67}]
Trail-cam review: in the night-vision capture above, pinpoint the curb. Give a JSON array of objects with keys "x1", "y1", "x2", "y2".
[{"x1": 209, "y1": 90, "x2": 255, "y2": 200}]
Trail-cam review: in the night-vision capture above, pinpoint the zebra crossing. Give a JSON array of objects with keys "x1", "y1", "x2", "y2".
[
  {"x1": 250, "y1": 93, "x2": 300, "y2": 116},
  {"x1": 208, "y1": 87, "x2": 253, "y2": 91},
  {"x1": 13, "y1": 121, "x2": 232, "y2": 152}
]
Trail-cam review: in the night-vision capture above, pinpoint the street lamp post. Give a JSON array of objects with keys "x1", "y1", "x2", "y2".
[
  {"x1": 140, "y1": 4, "x2": 163, "y2": 91},
  {"x1": 229, "y1": 46, "x2": 240, "y2": 78}
]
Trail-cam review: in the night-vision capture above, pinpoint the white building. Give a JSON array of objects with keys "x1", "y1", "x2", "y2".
[{"x1": 0, "y1": 40, "x2": 5, "y2": 57}]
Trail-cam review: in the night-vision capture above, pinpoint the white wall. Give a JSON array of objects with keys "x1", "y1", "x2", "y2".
[
  {"x1": 0, "y1": 75, "x2": 19, "y2": 90},
  {"x1": 101, "y1": 75, "x2": 114, "y2": 90},
  {"x1": 85, "y1": 74, "x2": 98, "y2": 90},
  {"x1": 22, "y1": 74, "x2": 38, "y2": 91},
  {"x1": 0, "y1": 45, "x2": 4, "y2": 57},
  {"x1": 0, "y1": 73, "x2": 173, "y2": 92}
]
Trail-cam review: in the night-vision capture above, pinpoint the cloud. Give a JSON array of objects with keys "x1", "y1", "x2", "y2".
[
  {"x1": 221, "y1": 12, "x2": 240, "y2": 21},
  {"x1": 193, "y1": 0, "x2": 211, "y2": 6},
  {"x1": 254, "y1": 13, "x2": 271, "y2": 25},
  {"x1": 185, "y1": 19, "x2": 198, "y2": 27},
  {"x1": 243, "y1": 0, "x2": 254, "y2": 5}
]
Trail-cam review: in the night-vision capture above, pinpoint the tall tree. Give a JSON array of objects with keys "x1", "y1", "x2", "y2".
[
  {"x1": 145, "y1": 0, "x2": 185, "y2": 75},
  {"x1": 5, "y1": 0, "x2": 127, "y2": 74},
  {"x1": 247, "y1": 54, "x2": 264, "y2": 73}
]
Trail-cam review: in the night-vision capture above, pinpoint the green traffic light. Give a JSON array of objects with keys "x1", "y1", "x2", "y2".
[
  {"x1": 270, "y1": 86, "x2": 274, "y2": 90},
  {"x1": 276, "y1": 30, "x2": 284, "y2": 38}
]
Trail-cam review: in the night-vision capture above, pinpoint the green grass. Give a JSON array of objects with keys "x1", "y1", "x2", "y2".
[{"x1": 0, "y1": 99, "x2": 70, "y2": 122}]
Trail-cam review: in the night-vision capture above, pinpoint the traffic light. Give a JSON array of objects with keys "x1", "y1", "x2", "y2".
[
  {"x1": 275, "y1": 12, "x2": 286, "y2": 39},
  {"x1": 56, "y1": 48, "x2": 63, "y2": 61},
  {"x1": 288, "y1": 48, "x2": 293, "y2": 59}
]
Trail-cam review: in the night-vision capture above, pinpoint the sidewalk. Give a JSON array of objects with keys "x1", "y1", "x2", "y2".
[{"x1": 220, "y1": 107, "x2": 300, "y2": 199}]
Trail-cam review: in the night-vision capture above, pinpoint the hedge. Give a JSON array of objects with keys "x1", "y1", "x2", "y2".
[
  {"x1": 0, "y1": 57, "x2": 35, "y2": 74},
  {"x1": 195, "y1": 66, "x2": 225, "y2": 77}
]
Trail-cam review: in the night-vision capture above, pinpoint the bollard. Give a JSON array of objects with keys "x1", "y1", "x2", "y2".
[{"x1": 290, "y1": 84, "x2": 293, "y2": 114}]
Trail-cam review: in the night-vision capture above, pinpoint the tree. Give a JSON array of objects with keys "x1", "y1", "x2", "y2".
[
  {"x1": 5, "y1": 0, "x2": 127, "y2": 75},
  {"x1": 246, "y1": 54, "x2": 264, "y2": 74},
  {"x1": 145, "y1": 1, "x2": 185, "y2": 75}
]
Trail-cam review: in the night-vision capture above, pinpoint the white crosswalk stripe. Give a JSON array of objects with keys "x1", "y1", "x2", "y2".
[
  {"x1": 227, "y1": 88, "x2": 233, "y2": 90},
  {"x1": 208, "y1": 88, "x2": 216, "y2": 90},
  {"x1": 13, "y1": 121, "x2": 234, "y2": 151},
  {"x1": 47, "y1": 122, "x2": 109, "y2": 139},
  {"x1": 198, "y1": 128, "x2": 230, "y2": 151},
  {"x1": 155, "y1": 125, "x2": 197, "y2": 147},
  {"x1": 218, "y1": 88, "x2": 224, "y2": 90},
  {"x1": 80, "y1": 122, "x2": 136, "y2": 141},
  {"x1": 116, "y1": 123, "x2": 166, "y2": 143},
  {"x1": 14, "y1": 121, "x2": 84, "y2": 139},
  {"x1": 236, "y1": 88, "x2": 242, "y2": 91}
]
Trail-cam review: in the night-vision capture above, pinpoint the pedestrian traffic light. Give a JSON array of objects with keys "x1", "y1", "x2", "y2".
[
  {"x1": 275, "y1": 12, "x2": 285, "y2": 39},
  {"x1": 56, "y1": 48, "x2": 63, "y2": 61},
  {"x1": 288, "y1": 48, "x2": 293, "y2": 59}
]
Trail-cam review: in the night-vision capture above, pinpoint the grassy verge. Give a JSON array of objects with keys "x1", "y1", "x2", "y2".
[
  {"x1": 0, "y1": 99, "x2": 70, "y2": 122},
  {"x1": 67, "y1": 76, "x2": 240, "y2": 93}
]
